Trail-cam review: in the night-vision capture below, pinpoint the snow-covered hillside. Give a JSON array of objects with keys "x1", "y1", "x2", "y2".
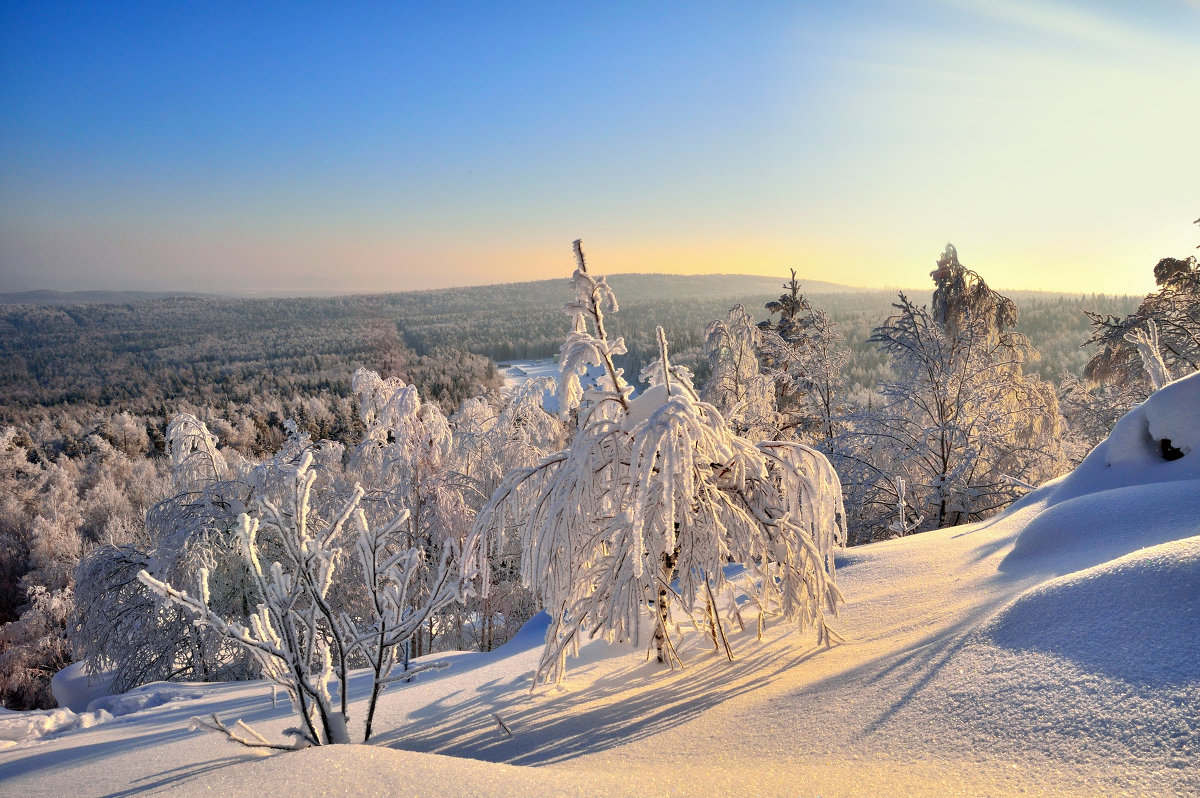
[
  {"x1": 499, "y1": 358, "x2": 611, "y2": 415},
  {"x1": 2, "y1": 375, "x2": 1197, "y2": 797}
]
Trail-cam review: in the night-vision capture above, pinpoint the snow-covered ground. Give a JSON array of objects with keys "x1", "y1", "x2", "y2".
[
  {"x1": 2, "y1": 375, "x2": 1198, "y2": 796},
  {"x1": 498, "y1": 359, "x2": 561, "y2": 392},
  {"x1": 498, "y1": 358, "x2": 561, "y2": 412},
  {"x1": 499, "y1": 358, "x2": 617, "y2": 415}
]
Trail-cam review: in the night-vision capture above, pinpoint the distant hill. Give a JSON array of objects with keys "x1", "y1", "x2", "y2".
[
  {"x1": 0, "y1": 274, "x2": 867, "y2": 308},
  {"x1": 1, "y1": 274, "x2": 1102, "y2": 308},
  {"x1": 577, "y1": 273, "x2": 862, "y2": 297},
  {"x1": 0, "y1": 272, "x2": 1138, "y2": 429},
  {"x1": 0, "y1": 289, "x2": 213, "y2": 305}
]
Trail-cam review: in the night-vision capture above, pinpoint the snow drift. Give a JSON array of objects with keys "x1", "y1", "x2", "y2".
[{"x1": 988, "y1": 535, "x2": 1200, "y2": 684}]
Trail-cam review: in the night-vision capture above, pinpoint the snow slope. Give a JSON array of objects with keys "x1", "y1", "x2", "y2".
[{"x1": 2, "y1": 374, "x2": 1199, "y2": 796}]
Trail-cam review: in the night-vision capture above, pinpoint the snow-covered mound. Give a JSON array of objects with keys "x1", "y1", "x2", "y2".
[
  {"x1": 909, "y1": 376, "x2": 1200, "y2": 783},
  {"x1": 1001, "y1": 479, "x2": 1200, "y2": 569},
  {"x1": 1032, "y1": 371, "x2": 1200, "y2": 507},
  {"x1": 1105, "y1": 370, "x2": 1199, "y2": 468},
  {"x1": 1004, "y1": 371, "x2": 1200, "y2": 569},
  {"x1": 0, "y1": 706, "x2": 113, "y2": 748},
  {"x1": 50, "y1": 661, "x2": 113, "y2": 712},
  {"x1": 0, "y1": 679, "x2": 210, "y2": 748},
  {"x1": 987, "y1": 535, "x2": 1200, "y2": 683},
  {"x1": 86, "y1": 683, "x2": 209, "y2": 717}
]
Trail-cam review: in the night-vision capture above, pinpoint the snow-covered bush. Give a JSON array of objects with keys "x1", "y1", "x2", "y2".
[
  {"x1": 139, "y1": 451, "x2": 486, "y2": 746},
  {"x1": 71, "y1": 415, "x2": 260, "y2": 695},
  {"x1": 474, "y1": 241, "x2": 846, "y2": 685}
]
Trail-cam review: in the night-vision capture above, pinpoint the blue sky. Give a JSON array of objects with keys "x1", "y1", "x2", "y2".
[{"x1": 1, "y1": 1, "x2": 1197, "y2": 294}]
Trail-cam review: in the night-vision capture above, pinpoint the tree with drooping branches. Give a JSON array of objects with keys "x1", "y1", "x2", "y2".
[{"x1": 473, "y1": 240, "x2": 846, "y2": 685}]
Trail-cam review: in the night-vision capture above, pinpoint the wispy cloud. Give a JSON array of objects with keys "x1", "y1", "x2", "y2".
[{"x1": 930, "y1": 0, "x2": 1194, "y2": 57}]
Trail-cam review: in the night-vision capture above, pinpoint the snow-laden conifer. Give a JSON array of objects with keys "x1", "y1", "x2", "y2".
[
  {"x1": 756, "y1": 269, "x2": 851, "y2": 446},
  {"x1": 474, "y1": 241, "x2": 846, "y2": 685}
]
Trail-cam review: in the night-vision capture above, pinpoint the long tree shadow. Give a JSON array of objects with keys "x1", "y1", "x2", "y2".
[
  {"x1": 373, "y1": 631, "x2": 826, "y2": 766},
  {"x1": 99, "y1": 755, "x2": 248, "y2": 798},
  {"x1": 0, "y1": 624, "x2": 550, "y2": 787},
  {"x1": 778, "y1": 569, "x2": 1037, "y2": 744}
]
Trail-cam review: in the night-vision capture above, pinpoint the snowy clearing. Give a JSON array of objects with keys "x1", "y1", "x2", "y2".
[{"x1": 2, "y1": 376, "x2": 1198, "y2": 796}]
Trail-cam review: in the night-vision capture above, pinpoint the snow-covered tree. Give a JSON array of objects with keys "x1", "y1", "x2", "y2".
[
  {"x1": 0, "y1": 585, "x2": 72, "y2": 710},
  {"x1": 0, "y1": 427, "x2": 40, "y2": 626},
  {"x1": 1084, "y1": 225, "x2": 1200, "y2": 392},
  {"x1": 97, "y1": 412, "x2": 151, "y2": 458},
  {"x1": 2, "y1": 421, "x2": 172, "y2": 708},
  {"x1": 1057, "y1": 372, "x2": 1139, "y2": 465},
  {"x1": 139, "y1": 450, "x2": 485, "y2": 747},
  {"x1": 1064, "y1": 223, "x2": 1200, "y2": 460},
  {"x1": 0, "y1": 456, "x2": 84, "y2": 708},
  {"x1": 166, "y1": 413, "x2": 229, "y2": 493},
  {"x1": 72, "y1": 415, "x2": 260, "y2": 694},
  {"x1": 450, "y1": 382, "x2": 563, "y2": 651},
  {"x1": 844, "y1": 246, "x2": 1064, "y2": 540},
  {"x1": 701, "y1": 304, "x2": 779, "y2": 441},
  {"x1": 757, "y1": 270, "x2": 850, "y2": 446},
  {"x1": 474, "y1": 241, "x2": 846, "y2": 685},
  {"x1": 1124, "y1": 320, "x2": 1171, "y2": 391},
  {"x1": 349, "y1": 368, "x2": 473, "y2": 655}
]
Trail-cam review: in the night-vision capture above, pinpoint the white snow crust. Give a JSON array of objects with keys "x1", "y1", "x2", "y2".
[
  {"x1": 1106, "y1": 371, "x2": 1200, "y2": 467},
  {"x1": 50, "y1": 661, "x2": 113, "y2": 713},
  {"x1": 2, "y1": 375, "x2": 1199, "y2": 796}
]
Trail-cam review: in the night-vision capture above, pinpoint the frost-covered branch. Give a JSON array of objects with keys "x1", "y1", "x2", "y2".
[{"x1": 139, "y1": 451, "x2": 481, "y2": 746}]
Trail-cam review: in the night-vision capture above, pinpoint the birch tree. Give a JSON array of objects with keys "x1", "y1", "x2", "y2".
[
  {"x1": 474, "y1": 241, "x2": 846, "y2": 685},
  {"x1": 845, "y1": 245, "x2": 1064, "y2": 539},
  {"x1": 139, "y1": 451, "x2": 484, "y2": 747}
]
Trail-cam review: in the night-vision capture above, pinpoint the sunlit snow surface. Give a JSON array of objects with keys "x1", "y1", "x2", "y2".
[
  {"x1": 2, "y1": 374, "x2": 1199, "y2": 796},
  {"x1": 499, "y1": 358, "x2": 615, "y2": 416},
  {"x1": 498, "y1": 359, "x2": 562, "y2": 413}
]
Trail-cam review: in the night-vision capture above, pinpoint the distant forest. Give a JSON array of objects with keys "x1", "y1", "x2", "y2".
[
  {"x1": 0, "y1": 266, "x2": 1166, "y2": 710},
  {"x1": 0, "y1": 273, "x2": 1136, "y2": 439}
]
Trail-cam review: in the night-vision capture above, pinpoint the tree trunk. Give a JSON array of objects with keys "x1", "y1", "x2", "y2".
[{"x1": 652, "y1": 544, "x2": 680, "y2": 665}]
